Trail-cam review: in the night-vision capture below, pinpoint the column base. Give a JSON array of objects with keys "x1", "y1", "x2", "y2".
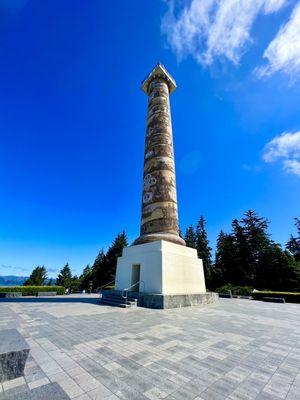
[
  {"x1": 139, "y1": 292, "x2": 218, "y2": 309},
  {"x1": 133, "y1": 233, "x2": 185, "y2": 246},
  {"x1": 116, "y1": 240, "x2": 206, "y2": 297},
  {"x1": 101, "y1": 290, "x2": 219, "y2": 309}
]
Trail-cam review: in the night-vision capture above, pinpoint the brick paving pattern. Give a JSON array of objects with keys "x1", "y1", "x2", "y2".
[{"x1": 0, "y1": 296, "x2": 299, "y2": 399}]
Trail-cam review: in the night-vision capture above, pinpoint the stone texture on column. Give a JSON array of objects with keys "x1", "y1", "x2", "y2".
[{"x1": 134, "y1": 64, "x2": 185, "y2": 246}]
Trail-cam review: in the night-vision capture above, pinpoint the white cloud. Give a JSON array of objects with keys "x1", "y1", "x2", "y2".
[
  {"x1": 162, "y1": 0, "x2": 288, "y2": 66},
  {"x1": 257, "y1": 3, "x2": 300, "y2": 79},
  {"x1": 283, "y1": 159, "x2": 300, "y2": 175},
  {"x1": 263, "y1": 0, "x2": 288, "y2": 13},
  {"x1": 263, "y1": 131, "x2": 300, "y2": 177}
]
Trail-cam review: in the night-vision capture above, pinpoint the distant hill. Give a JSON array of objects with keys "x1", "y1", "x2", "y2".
[{"x1": 0, "y1": 276, "x2": 29, "y2": 286}]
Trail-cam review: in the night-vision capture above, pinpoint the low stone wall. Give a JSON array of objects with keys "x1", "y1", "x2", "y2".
[
  {"x1": 37, "y1": 292, "x2": 57, "y2": 297},
  {"x1": 0, "y1": 292, "x2": 22, "y2": 298}
]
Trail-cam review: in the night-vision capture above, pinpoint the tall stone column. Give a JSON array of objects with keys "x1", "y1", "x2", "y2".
[{"x1": 134, "y1": 64, "x2": 185, "y2": 246}]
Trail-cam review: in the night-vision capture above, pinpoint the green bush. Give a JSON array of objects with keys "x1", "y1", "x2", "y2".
[
  {"x1": 252, "y1": 291, "x2": 300, "y2": 303},
  {"x1": 0, "y1": 286, "x2": 65, "y2": 296},
  {"x1": 216, "y1": 284, "x2": 253, "y2": 296}
]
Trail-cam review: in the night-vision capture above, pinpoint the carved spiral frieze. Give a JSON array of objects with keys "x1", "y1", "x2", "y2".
[{"x1": 137, "y1": 78, "x2": 181, "y2": 237}]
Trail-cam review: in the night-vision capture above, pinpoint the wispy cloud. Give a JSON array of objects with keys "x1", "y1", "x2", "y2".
[
  {"x1": 263, "y1": 131, "x2": 300, "y2": 176},
  {"x1": 0, "y1": 264, "x2": 28, "y2": 273},
  {"x1": 256, "y1": 3, "x2": 300, "y2": 79},
  {"x1": 283, "y1": 159, "x2": 300, "y2": 175},
  {"x1": 162, "y1": 0, "x2": 288, "y2": 66}
]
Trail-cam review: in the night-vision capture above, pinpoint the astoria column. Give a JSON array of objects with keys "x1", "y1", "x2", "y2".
[{"x1": 134, "y1": 64, "x2": 185, "y2": 246}]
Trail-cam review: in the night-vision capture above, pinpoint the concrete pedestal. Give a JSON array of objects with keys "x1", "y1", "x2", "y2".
[{"x1": 115, "y1": 240, "x2": 217, "y2": 309}]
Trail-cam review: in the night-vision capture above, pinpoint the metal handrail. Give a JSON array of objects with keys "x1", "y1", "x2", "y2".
[
  {"x1": 97, "y1": 279, "x2": 118, "y2": 297},
  {"x1": 121, "y1": 280, "x2": 145, "y2": 306}
]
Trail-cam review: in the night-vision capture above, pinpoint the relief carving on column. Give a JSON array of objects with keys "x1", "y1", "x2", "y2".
[{"x1": 134, "y1": 64, "x2": 185, "y2": 246}]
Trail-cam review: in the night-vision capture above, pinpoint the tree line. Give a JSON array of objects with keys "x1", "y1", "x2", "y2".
[
  {"x1": 184, "y1": 210, "x2": 300, "y2": 292},
  {"x1": 24, "y1": 210, "x2": 300, "y2": 292},
  {"x1": 24, "y1": 231, "x2": 128, "y2": 292}
]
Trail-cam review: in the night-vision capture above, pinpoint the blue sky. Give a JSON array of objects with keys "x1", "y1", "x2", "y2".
[{"x1": 0, "y1": 0, "x2": 300, "y2": 277}]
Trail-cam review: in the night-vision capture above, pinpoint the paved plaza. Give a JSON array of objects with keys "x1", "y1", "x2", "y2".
[{"x1": 0, "y1": 297, "x2": 299, "y2": 400}]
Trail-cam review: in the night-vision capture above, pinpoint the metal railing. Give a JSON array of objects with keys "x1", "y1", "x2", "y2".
[
  {"x1": 97, "y1": 279, "x2": 118, "y2": 300},
  {"x1": 121, "y1": 280, "x2": 145, "y2": 306}
]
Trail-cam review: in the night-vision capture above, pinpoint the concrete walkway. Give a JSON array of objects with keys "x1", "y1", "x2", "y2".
[{"x1": 0, "y1": 297, "x2": 299, "y2": 399}]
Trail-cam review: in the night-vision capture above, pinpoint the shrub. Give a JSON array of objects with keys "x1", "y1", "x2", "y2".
[
  {"x1": 216, "y1": 284, "x2": 253, "y2": 296},
  {"x1": 252, "y1": 291, "x2": 300, "y2": 303},
  {"x1": 0, "y1": 286, "x2": 65, "y2": 296}
]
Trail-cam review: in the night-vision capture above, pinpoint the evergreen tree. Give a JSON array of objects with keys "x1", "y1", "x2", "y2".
[
  {"x1": 70, "y1": 275, "x2": 80, "y2": 292},
  {"x1": 184, "y1": 225, "x2": 196, "y2": 248},
  {"x1": 215, "y1": 211, "x2": 300, "y2": 291},
  {"x1": 231, "y1": 219, "x2": 250, "y2": 285},
  {"x1": 213, "y1": 230, "x2": 245, "y2": 287},
  {"x1": 56, "y1": 263, "x2": 72, "y2": 289},
  {"x1": 91, "y1": 250, "x2": 108, "y2": 289},
  {"x1": 79, "y1": 265, "x2": 92, "y2": 291},
  {"x1": 241, "y1": 210, "x2": 270, "y2": 284},
  {"x1": 195, "y1": 216, "x2": 212, "y2": 284},
  {"x1": 105, "y1": 231, "x2": 128, "y2": 282},
  {"x1": 24, "y1": 266, "x2": 48, "y2": 286},
  {"x1": 256, "y1": 244, "x2": 300, "y2": 291},
  {"x1": 286, "y1": 218, "x2": 300, "y2": 262},
  {"x1": 89, "y1": 231, "x2": 128, "y2": 289}
]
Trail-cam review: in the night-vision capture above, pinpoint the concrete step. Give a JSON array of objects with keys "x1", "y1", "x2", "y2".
[
  {"x1": 103, "y1": 292, "x2": 138, "y2": 299},
  {"x1": 99, "y1": 294, "x2": 138, "y2": 308},
  {"x1": 100, "y1": 300, "x2": 131, "y2": 308},
  {"x1": 104, "y1": 295, "x2": 138, "y2": 303},
  {"x1": 101, "y1": 298, "x2": 137, "y2": 306}
]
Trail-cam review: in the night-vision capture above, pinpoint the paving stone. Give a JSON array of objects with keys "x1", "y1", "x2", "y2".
[
  {"x1": 27, "y1": 377, "x2": 50, "y2": 389},
  {"x1": 144, "y1": 386, "x2": 169, "y2": 400},
  {"x1": 30, "y1": 382, "x2": 70, "y2": 399},
  {"x1": 0, "y1": 298, "x2": 300, "y2": 399},
  {"x1": 199, "y1": 387, "x2": 225, "y2": 400},
  {"x1": 87, "y1": 384, "x2": 114, "y2": 399},
  {"x1": 2, "y1": 377, "x2": 25, "y2": 391}
]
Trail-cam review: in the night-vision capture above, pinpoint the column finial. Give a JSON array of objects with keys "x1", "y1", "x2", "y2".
[{"x1": 141, "y1": 63, "x2": 177, "y2": 95}]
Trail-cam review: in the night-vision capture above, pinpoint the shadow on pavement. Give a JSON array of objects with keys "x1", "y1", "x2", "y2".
[{"x1": 0, "y1": 295, "x2": 100, "y2": 304}]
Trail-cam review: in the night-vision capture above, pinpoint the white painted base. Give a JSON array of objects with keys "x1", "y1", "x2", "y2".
[{"x1": 115, "y1": 240, "x2": 206, "y2": 295}]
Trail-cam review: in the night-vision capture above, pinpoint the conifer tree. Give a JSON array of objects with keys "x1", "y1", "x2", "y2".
[
  {"x1": 24, "y1": 266, "x2": 48, "y2": 286},
  {"x1": 91, "y1": 250, "x2": 107, "y2": 288},
  {"x1": 195, "y1": 216, "x2": 212, "y2": 284},
  {"x1": 105, "y1": 231, "x2": 128, "y2": 281},
  {"x1": 79, "y1": 264, "x2": 92, "y2": 291},
  {"x1": 286, "y1": 218, "x2": 300, "y2": 262},
  {"x1": 241, "y1": 210, "x2": 270, "y2": 284},
  {"x1": 184, "y1": 225, "x2": 197, "y2": 248},
  {"x1": 212, "y1": 211, "x2": 300, "y2": 291},
  {"x1": 231, "y1": 219, "x2": 250, "y2": 284},
  {"x1": 70, "y1": 275, "x2": 80, "y2": 292},
  {"x1": 256, "y1": 244, "x2": 300, "y2": 291},
  {"x1": 213, "y1": 229, "x2": 245, "y2": 287},
  {"x1": 56, "y1": 263, "x2": 72, "y2": 289},
  {"x1": 90, "y1": 231, "x2": 128, "y2": 289}
]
